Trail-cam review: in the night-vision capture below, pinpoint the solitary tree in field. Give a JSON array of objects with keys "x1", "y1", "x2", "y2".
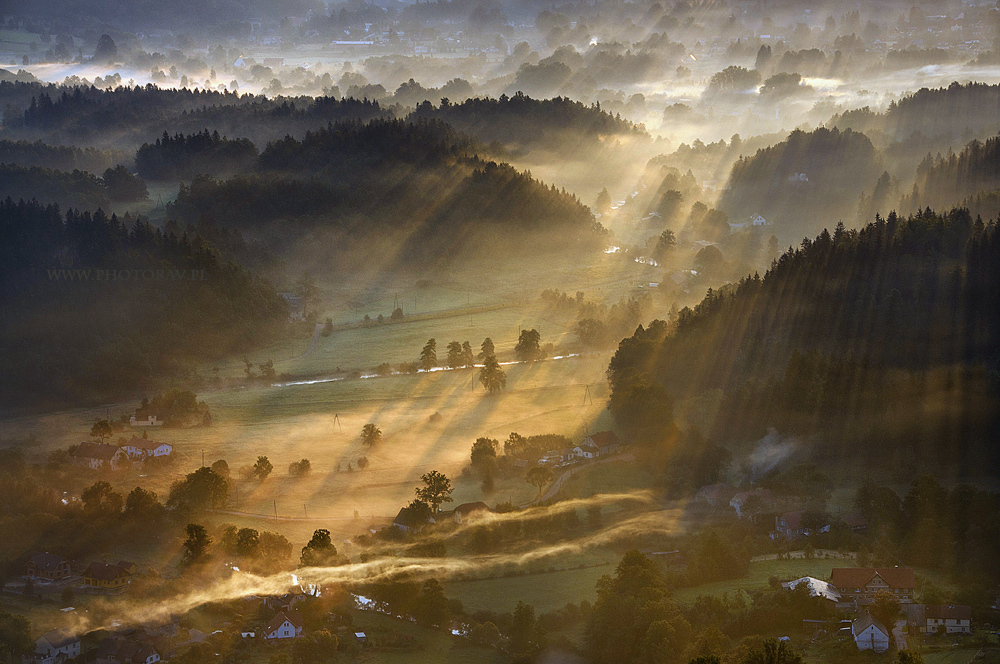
[
  {"x1": 253, "y1": 455, "x2": 273, "y2": 480},
  {"x1": 514, "y1": 329, "x2": 542, "y2": 361},
  {"x1": 420, "y1": 338, "x2": 437, "y2": 370},
  {"x1": 526, "y1": 466, "x2": 554, "y2": 498},
  {"x1": 479, "y1": 355, "x2": 507, "y2": 394},
  {"x1": 90, "y1": 419, "x2": 113, "y2": 442},
  {"x1": 416, "y1": 470, "x2": 453, "y2": 512},
  {"x1": 361, "y1": 423, "x2": 382, "y2": 448},
  {"x1": 479, "y1": 337, "x2": 495, "y2": 362},
  {"x1": 652, "y1": 229, "x2": 677, "y2": 262},
  {"x1": 300, "y1": 528, "x2": 337, "y2": 567}
]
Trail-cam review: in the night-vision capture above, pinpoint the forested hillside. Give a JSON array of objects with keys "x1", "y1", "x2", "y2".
[
  {"x1": 717, "y1": 127, "x2": 882, "y2": 239},
  {"x1": 906, "y1": 135, "x2": 1000, "y2": 220},
  {"x1": 0, "y1": 199, "x2": 288, "y2": 411},
  {"x1": 1, "y1": 83, "x2": 394, "y2": 150},
  {"x1": 168, "y1": 118, "x2": 603, "y2": 262},
  {"x1": 0, "y1": 139, "x2": 126, "y2": 173},
  {"x1": 608, "y1": 208, "x2": 1000, "y2": 469}
]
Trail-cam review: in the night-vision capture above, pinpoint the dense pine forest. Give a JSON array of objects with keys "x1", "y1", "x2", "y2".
[
  {"x1": 0, "y1": 199, "x2": 287, "y2": 411},
  {"x1": 609, "y1": 208, "x2": 1000, "y2": 468}
]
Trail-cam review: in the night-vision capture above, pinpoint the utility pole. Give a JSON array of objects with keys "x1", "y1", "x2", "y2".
[
  {"x1": 274, "y1": 499, "x2": 278, "y2": 522},
  {"x1": 202, "y1": 450, "x2": 205, "y2": 468}
]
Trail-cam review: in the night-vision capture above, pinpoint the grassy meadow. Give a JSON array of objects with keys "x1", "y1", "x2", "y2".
[{"x1": 0, "y1": 249, "x2": 667, "y2": 556}]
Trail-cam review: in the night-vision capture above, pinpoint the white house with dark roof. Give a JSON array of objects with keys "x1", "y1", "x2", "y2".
[{"x1": 35, "y1": 628, "x2": 80, "y2": 664}]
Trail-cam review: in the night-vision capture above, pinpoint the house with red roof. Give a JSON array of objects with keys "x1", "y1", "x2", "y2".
[{"x1": 830, "y1": 567, "x2": 916, "y2": 607}]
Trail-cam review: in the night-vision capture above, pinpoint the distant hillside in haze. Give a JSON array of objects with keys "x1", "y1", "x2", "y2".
[
  {"x1": 409, "y1": 92, "x2": 646, "y2": 152},
  {"x1": 717, "y1": 127, "x2": 883, "y2": 239},
  {"x1": 167, "y1": 118, "x2": 605, "y2": 266}
]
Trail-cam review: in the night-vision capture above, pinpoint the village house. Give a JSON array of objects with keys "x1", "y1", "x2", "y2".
[
  {"x1": 451, "y1": 502, "x2": 491, "y2": 524},
  {"x1": 129, "y1": 408, "x2": 163, "y2": 427},
  {"x1": 852, "y1": 614, "x2": 890, "y2": 652},
  {"x1": 263, "y1": 610, "x2": 304, "y2": 639},
  {"x1": 774, "y1": 510, "x2": 830, "y2": 539},
  {"x1": 830, "y1": 567, "x2": 916, "y2": 607},
  {"x1": 907, "y1": 604, "x2": 972, "y2": 634},
  {"x1": 70, "y1": 442, "x2": 128, "y2": 470},
  {"x1": 775, "y1": 510, "x2": 808, "y2": 538},
  {"x1": 121, "y1": 437, "x2": 172, "y2": 460},
  {"x1": 83, "y1": 562, "x2": 131, "y2": 591},
  {"x1": 392, "y1": 505, "x2": 434, "y2": 532},
  {"x1": 580, "y1": 431, "x2": 622, "y2": 456},
  {"x1": 26, "y1": 552, "x2": 71, "y2": 581},
  {"x1": 34, "y1": 628, "x2": 80, "y2": 664},
  {"x1": 96, "y1": 637, "x2": 161, "y2": 664},
  {"x1": 539, "y1": 448, "x2": 576, "y2": 466},
  {"x1": 117, "y1": 560, "x2": 138, "y2": 575}
]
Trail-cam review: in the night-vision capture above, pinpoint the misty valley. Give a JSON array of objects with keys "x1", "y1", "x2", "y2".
[{"x1": 1, "y1": 1, "x2": 1000, "y2": 664}]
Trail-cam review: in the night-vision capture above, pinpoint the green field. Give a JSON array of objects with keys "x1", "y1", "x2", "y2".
[
  {"x1": 446, "y1": 562, "x2": 612, "y2": 614},
  {"x1": 672, "y1": 555, "x2": 857, "y2": 605}
]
